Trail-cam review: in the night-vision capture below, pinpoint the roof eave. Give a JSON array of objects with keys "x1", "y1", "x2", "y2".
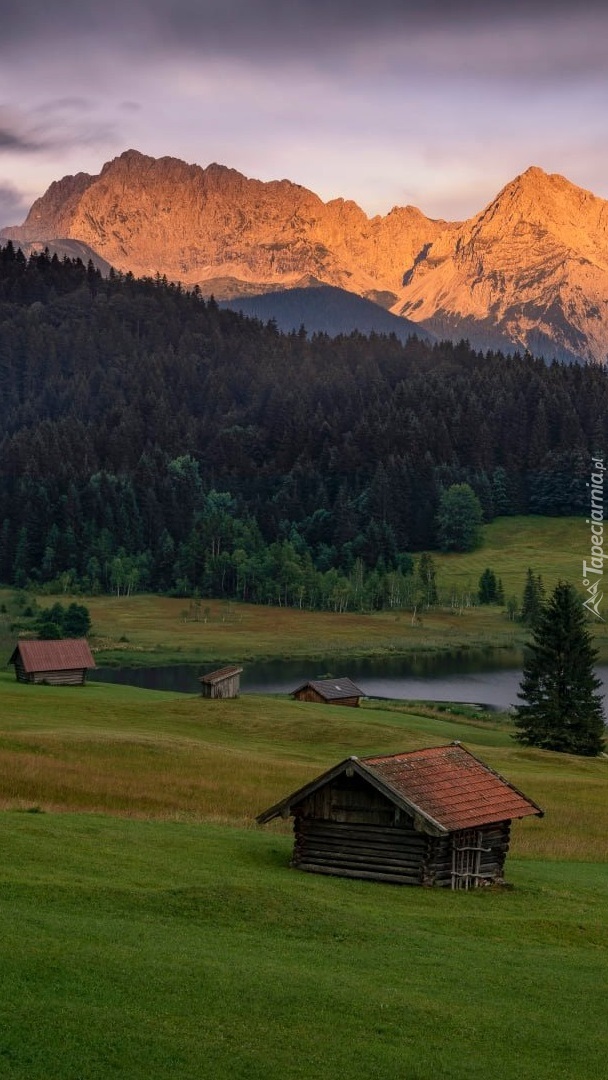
[{"x1": 256, "y1": 758, "x2": 448, "y2": 834}]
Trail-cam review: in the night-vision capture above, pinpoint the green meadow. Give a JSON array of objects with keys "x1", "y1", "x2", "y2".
[
  {"x1": 0, "y1": 672, "x2": 606, "y2": 1079},
  {"x1": 0, "y1": 513, "x2": 606, "y2": 1078}
]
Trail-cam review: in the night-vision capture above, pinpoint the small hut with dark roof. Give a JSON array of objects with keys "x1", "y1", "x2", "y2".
[
  {"x1": 257, "y1": 743, "x2": 543, "y2": 889},
  {"x1": 291, "y1": 677, "x2": 364, "y2": 708},
  {"x1": 9, "y1": 639, "x2": 96, "y2": 686},
  {"x1": 198, "y1": 665, "x2": 243, "y2": 699}
]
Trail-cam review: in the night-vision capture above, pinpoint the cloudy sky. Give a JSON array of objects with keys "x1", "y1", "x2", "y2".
[{"x1": 1, "y1": 0, "x2": 607, "y2": 228}]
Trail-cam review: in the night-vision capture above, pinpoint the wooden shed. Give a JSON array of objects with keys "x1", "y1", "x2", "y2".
[
  {"x1": 291, "y1": 677, "x2": 364, "y2": 707},
  {"x1": 9, "y1": 639, "x2": 96, "y2": 686},
  {"x1": 198, "y1": 664, "x2": 243, "y2": 698},
  {"x1": 257, "y1": 742, "x2": 543, "y2": 889}
]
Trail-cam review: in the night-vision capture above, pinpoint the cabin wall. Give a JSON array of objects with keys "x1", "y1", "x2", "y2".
[
  {"x1": 13, "y1": 657, "x2": 28, "y2": 683},
  {"x1": 428, "y1": 822, "x2": 511, "y2": 888},
  {"x1": 293, "y1": 688, "x2": 359, "y2": 707},
  {"x1": 291, "y1": 773, "x2": 429, "y2": 884},
  {"x1": 31, "y1": 668, "x2": 87, "y2": 686},
  {"x1": 201, "y1": 675, "x2": 240, "y2": 699}
]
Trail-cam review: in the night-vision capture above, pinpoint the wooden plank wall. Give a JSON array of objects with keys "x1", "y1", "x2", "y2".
[
  {"x1": 427, "y1": 823, "x2": 511, "y2": 888},
  {"x1": 293, "y1": 818, "x2": 427, "y2": 884},
  {"x1": 293, "y1": 688, "x2": 359, "y2": 707},
  {"x1": 201, "y1": 675, "x2": 240, "y2": 698}
]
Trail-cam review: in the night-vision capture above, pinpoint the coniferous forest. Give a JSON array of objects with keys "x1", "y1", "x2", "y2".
[{"x1": 0, "y1": 242, "x2": 606, "y2": 609}]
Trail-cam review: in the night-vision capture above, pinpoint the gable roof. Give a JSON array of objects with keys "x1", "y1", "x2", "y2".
[
  {"x1": 9, "y1": 638, "x2": 96, "y2": 673},
  {"x1": 257, "y1": 743, "x2": 543, "y2": 833},
  {"x1": 198, "y1": 665, "x2": 243, "y2": 684},
  {"x1": 292, "y1": 677, "x2": 364, "y2": 701}
]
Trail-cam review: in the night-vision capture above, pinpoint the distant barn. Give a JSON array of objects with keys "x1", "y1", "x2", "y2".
[
  {"x1": 258, "y1": 743, "x2": 543, "y2": 889},
  {"x1": 291, "y1": 677, "x2": 364, "y2": 708},
  {"x1": 9, "y1": 639, "x2": 96, "y2": 686},
  {"x1": 198, "y1": 665, "x2": 243, "y2": 699}
]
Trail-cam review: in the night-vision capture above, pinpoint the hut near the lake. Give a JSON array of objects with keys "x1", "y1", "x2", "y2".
[
  {"x1": 9, "y1": 639, "x2": 96, "y2": 686},
  {"x1": 198, "y1": 664, "x2": 243, "y2": 699},
  {"x1": 257, "y1": 742, "x2": 543, "y2": 889},
  {"x1": 291, "y1": 677, "x2": 364, "y2": 707}
]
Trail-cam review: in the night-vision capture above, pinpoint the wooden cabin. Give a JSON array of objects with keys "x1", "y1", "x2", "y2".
[
  {"x1": 198, "y1": 664, "x2": 243, "y2": 698},
  {"x1": 9, "y1": 639, "x2": 96, "y2": 686},
  {"x1": 291, "y1": 677, "x2": 364, "y2": 707},
  {"x1": 257, "y1": 743, "x2": 543, "y2": 889}
]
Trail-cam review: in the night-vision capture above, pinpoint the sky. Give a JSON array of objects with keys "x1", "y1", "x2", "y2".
[{"x1": 1, "y1": 0, "x2": 608, "y2": 228}]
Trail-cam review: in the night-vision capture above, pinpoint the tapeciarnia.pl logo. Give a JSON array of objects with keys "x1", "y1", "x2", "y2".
[{"x1": 582, "y1": 455, "x2": 605, "y2": 621}]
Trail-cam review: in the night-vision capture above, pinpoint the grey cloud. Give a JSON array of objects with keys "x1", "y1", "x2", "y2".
[
  {"x1": 2, "y1": 0, "x2": 607, "y2": 54},
  {"x1": 0, "y1": 104, "x2": 118, "y2": 157},
  {"x1": 33, "y1": 98, "x2": 94, "y2": 115},
  {"x1": 0, "y1": 183, "x2": 31, "y2": 229},
  {"x1": 0, "y1": 125, "x2": 42, "y2": 152}
]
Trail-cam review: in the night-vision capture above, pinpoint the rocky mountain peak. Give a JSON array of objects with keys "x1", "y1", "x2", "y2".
[
  {"x1": 4, "y1": 151, "x2": 608, "y2": 362},
  {"x1": 3, "y1": 150, "x2": 445, "y2": 301},
  {"x1": 394, "y1": 166, "x2": 608, "y2": 362}
]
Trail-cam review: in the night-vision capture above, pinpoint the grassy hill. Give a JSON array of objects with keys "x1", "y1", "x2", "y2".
[{"x1": 0, "y1": 673, "x2": 606, "y2": 1078}]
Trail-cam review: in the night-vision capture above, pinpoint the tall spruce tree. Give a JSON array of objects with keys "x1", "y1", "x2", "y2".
[
  {"x1": 515, "y1": 581, "x2": 605, "y2": 756},
  {"x1": 435, "y1": 483, "x2": 483, "y2": 552},
  {"x1": 520, "y1": 568, "x2": 544, "y2": 625}
]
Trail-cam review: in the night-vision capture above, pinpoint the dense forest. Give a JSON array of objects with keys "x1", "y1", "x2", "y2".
[{"x1": 0, "y1": 242, "x2": 605, "y2": 609}]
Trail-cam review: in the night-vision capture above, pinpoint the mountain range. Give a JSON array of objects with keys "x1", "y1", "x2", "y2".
[{"x1": 4, "y1": 149, "x2": 608, "y2": 363}]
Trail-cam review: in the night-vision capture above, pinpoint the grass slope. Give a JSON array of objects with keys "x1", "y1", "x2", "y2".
[
  {"x1": 0, "y1": 673, "x2": 605, "y2": 859},
  {"x1": 1, "y1": 579, "x2": 607, "y2": 1078},
  {"x1": 1, "y1": 814, "x2": 606, "y2": 1080}
]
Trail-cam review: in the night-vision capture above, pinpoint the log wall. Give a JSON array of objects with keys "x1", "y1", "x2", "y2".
[
  {"x1": 289, "y1": 773, "x2": 513, "y2": 888},
  {"x1": 293, "y1": 819, "x2": 427, "y2": 884},
  {"x1": 13, "y1": 661, "x2": 87, "y2": 685},
  {"x1": 292, "y1": 773, "x2": 428, "y2": 884},
  {"x1": 292, "y1": 688, "x2": 359, "y2": 707},
  {"x1": 427, "y1": 823, "x2": 511, "y2": 888}
]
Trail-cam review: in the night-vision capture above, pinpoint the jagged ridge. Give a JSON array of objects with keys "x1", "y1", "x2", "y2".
[{"x1": 5, "y1": 152, "x2": 608, "y2": 362}]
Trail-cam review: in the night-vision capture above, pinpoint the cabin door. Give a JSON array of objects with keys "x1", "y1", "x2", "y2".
[{"x1": 451, "y1": 829, "x2": 484, "y2": 890}]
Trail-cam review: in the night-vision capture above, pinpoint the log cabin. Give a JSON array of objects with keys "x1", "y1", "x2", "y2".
[
  {"x1": 257, "y1": 742, "x2": 543, "y2": 889},
  {"x1": 9, "y1": 639, "x2": 96, "y2": 685},
  {"x1": 199, "y1": 665, "x2": 243, "y2": 698},
  {"x1": 291, "y1": 677, "x2": 364, "y2": 707}
]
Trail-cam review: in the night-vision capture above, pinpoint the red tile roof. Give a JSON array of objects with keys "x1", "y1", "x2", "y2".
[
  {"x1": 10, "y1": 639, "x2": 96, "y2": 673},
  {"x1": 363, "y1": 744, "x2": 542, "y2": 831}
]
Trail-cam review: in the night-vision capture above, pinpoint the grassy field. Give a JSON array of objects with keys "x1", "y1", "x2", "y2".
[
  {"x1": 0, "y1": 672, "x2": 606, "y2": 858},
  {"x1": 1, "y1": 815, "x2": 606, "y2": 1080},
  {"x1": 1, "y1": 514, "x2": 607, "y2": 1077},
  {"x1": 433, "y1": 514, "x2": 589, "y2": 597},
  {"x1": 0, "y1": 675, "x2": 607, "y2": 1079}
]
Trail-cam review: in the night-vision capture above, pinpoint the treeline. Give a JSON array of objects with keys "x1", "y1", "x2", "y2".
[{"x1": 0, "y1": 242, "x2": 605, "y2": 605}]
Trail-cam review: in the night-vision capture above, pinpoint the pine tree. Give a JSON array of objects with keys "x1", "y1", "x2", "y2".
[
  {"x1": 478, "y1": 568, "x2": 498, "y2": 604},
  {"x1": 435, "y1": 484, "x2": 483, "y2": 552},
  {"x1": 515, "y1": 581, "x2": 605, "y2": 756},
  {"x1": 520, "y1": 568, "x2": 544, "y2": 625}
]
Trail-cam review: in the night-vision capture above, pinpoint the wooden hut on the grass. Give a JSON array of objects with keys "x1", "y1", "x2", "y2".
[
  {"x1": 9, "y1": 639, "x2": 96, "y2": 686},
  {"x1": 198, "y1": 665, "x2": 243, "y2": 699},
  {"x1": 257, "y1": 742, "x2": 543, "y2": 889},
  {"x1": 291, "y1": 677, "x2": 364, "y2": 708}
]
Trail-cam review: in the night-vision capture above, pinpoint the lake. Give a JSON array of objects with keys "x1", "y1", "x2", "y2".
[{"x1": 90, "y1": 649, "x2": 599, "y2": 711}]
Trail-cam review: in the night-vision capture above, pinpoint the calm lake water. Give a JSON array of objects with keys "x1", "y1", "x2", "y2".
[{"x1": 90, "y1": 650, "x2": 608, "y2": 712}]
